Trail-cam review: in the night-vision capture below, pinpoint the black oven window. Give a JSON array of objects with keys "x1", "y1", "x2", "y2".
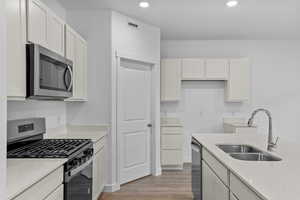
[{"x1": 40, "y1": 54, "x2": 71, "y2": 91}]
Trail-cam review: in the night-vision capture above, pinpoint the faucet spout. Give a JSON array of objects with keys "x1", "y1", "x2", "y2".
[{"x1": 248, "y1": 109, "x2": 278, "y2": 151}]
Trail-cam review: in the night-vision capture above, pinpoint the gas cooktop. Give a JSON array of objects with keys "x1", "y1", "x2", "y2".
[{"x1": 7, "y1": 139, "x2": 91, "y2": 158}]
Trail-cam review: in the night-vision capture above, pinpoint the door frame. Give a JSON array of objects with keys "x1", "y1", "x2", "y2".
[{"x1": 109, "y1": 51, "x2": 161, "y2": 191}]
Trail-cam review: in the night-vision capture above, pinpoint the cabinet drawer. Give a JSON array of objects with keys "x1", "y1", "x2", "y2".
[
  {"x1": 44, "y1": 185, "x2": 63, "y2": 200},
  {"x1": 161, "y1": 135, "x2": 183, "y2": 150},
  {"x1": 161, "y1": 127, "x2": 183, "y2": 135},
  {"x1": 161, "y1": 150, "x2": 183, "y2": 165},
  {"x1": 202, "y1": 148, "x2": 229, "y2": 186},
  {"x1": 94, "y1": 137, "x2": 106, "y2": 154},
  {"x1": 230, "y1": 173, "x2": 262, "y2": 200},
  {"x1": 13, "y1": 166, "x2": 63, "y2": 200}
]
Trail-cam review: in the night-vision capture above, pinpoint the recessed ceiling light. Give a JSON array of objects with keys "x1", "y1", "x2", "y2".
[
  {"x1": 139, "y1": 1, "x2": 150, "y2": 8},
  {"x1": 226, "y1": 0, "x2": 238, "y2": 7}
]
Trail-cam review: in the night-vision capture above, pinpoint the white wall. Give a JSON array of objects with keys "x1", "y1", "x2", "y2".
[
  {"x1": 162, "y1": 40, "x2": 300, "y2": 162},
  {"x1": 40, "y1": 0, "x2": 66, "y2": 20},
  {"x1": 66, "y1": 10, "x2": 111, "y2": 126},
  {"x1": 0, "y1": 0, "x2": 6, "y2": 198},
  {"x1": 8, "y1": 101, "x2": 67, "y2": 129},
  {"x1": 7, "y1": 0, "x2": 67, "y2": 132}
]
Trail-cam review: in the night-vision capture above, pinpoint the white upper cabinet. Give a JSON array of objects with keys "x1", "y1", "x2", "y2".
[
  {"x1": 6, "y1": 0, "x2": 27, "y2": 100},
  {"x1": 47, "y1": 12, "x2": 65, "y2": 56},
  {"x1": 27, "y1": 0, "x2": 65, "y2": 56},
  {"x1": 206, "y1": 59, "x2": 229, "y2": 80},
  {"x1": 182, "y1": 59, "x2": 205, "y2": 80},
  {"x1": 65, "y1": 25, "x2": 88, "y2": 101},
  {"x1": 161, "y1": 59, "x2": 182, "y2": 102},
  {"x1": 225, "y1": 58, "x2": 250, "y2": 102},
  {"x1": 181, "y1": 58, "x2": 229, "y2": 80},
  {"x1": 65, "y1": 25, "x2": 76, "y2": 61},
  {"x1": 163, "y1": 57, "x2": 250, "y2": 102},
  {"x1": 27, "y1": 0, "x2": 48, "y2": 47},
  {"x1": 74, "y1": 36, "x2": 88, "y2": 100}
]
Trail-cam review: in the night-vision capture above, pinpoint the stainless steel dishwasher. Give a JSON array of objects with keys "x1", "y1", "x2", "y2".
[{"x1": 192, "y1": 138, "x2": 202, "y2": 200}]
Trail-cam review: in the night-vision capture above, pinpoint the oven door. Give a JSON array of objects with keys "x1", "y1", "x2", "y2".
[
  {"x1": 64, "y1": 160, "x2": 93, "y2": 200},
  {"x1": 27, "y1": 44, "x2": 73, "y2": 100}
]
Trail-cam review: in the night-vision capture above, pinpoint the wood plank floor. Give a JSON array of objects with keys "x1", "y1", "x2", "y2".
[{"x1": 99, "y1": 164, "x2": 193, "y2": 200}]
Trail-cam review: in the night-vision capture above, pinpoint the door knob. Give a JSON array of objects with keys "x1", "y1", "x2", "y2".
[{"x1": 147, "y1": 124, "x2": 152, "y2": 128}]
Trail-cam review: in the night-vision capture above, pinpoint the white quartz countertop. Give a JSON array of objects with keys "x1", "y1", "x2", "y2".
[
  {"x1": 8, "y1": 125, "x2": 108, "y2": 199},
  {"x1": 192, "y1": 133, "x2": 300, "y2": 200},
  {"x1": 46, "y1": 125, "x2": 108, "y2": 143},
  {"x1": 49, "y1": 132, "x2": 106, "y2": 143},
  {"x1": 7, "y1": 159, "x2": 67, "y2": 200}
]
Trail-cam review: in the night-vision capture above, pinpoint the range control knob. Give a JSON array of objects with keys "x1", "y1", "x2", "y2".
[
  {"x1": 71, "y1": 158, "x2": 80, "y2": 167},
  {"x1": 84, "y1": 149, "x2": 93, "y2": 156}
]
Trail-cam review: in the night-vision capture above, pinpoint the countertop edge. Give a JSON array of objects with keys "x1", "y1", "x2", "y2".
[
  {"x1": 192, "y1": 134, "x2": 268, "y2": 200},
  {"x1": 8, "y1": 159, "x2": 67, "y2": 200}
]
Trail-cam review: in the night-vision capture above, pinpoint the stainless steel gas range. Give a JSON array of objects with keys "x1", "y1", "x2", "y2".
[{"x1": 7, "y1": 118, "x2": 93, "y2": 200}]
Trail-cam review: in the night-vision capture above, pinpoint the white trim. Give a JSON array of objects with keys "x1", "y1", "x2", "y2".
[
  {"x1": 111, "y1": 51, "x2": 161, "y2": 189},
  {"x1": 0, "y1": 1, "x2": 7, "y2": 198},
  {"x1": 153, "y1": 167, "x2": 162, "y2": 176},
  {"x1": 116, "y1": 51, "x2": 160, "y2": 65},
  {"x1": 162, "y1": 166, "x2": 184, "y2": 171},
  {"x1": 103, "y1": 183, "x2": 121, "y2": 193}
]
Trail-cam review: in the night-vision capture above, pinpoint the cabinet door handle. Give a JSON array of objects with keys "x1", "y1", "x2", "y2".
[{"x1": 147, "y1": 124, "x2": 152, "y2": 128}]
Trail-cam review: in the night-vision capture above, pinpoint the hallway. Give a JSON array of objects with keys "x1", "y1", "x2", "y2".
[{"x1": 99, "y1": 164, "x2": 193, "y2": 200}]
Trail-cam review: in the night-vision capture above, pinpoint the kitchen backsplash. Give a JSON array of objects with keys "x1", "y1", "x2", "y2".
[{"x1": 7, "y1": 100, "x2": 67, "y2": 130}]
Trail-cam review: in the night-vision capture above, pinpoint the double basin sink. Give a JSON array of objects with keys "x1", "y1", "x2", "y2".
[{"x1": 217, "y1": 144, "x2": 282, "y2": 161}]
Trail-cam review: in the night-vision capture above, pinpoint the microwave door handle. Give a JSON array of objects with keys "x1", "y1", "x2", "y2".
[{"x1": 64, "y1": 65, "x2": 73, "y2": 91}]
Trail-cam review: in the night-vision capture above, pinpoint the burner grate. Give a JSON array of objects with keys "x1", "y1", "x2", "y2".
[{"x1": 7, "y1": 139, "x2": 91, "y2": 158}]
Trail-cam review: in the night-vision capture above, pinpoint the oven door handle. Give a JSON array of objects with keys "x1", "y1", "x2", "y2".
[
  {"x1": 68, "y1": 158, "x2": 92, "y2": 178},
  {"x1": 64, "y1": 65, "x2": 73, "y2": 92}
]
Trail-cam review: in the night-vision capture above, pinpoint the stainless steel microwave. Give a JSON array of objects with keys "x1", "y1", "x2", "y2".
[{"x1": 26, "y1": 44, "x2": 73, "y2": 100}]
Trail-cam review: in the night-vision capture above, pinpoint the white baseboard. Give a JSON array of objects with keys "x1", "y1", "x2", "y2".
[
  {"x1": 103, "y1": 183, "x2": 120, "y2": 192},
  {"x1": 162, "y1": 165, "x2": 183, "y2": 171},
  {"x1": 153, "y1": 167, "x2": 162, "y2": 176}
]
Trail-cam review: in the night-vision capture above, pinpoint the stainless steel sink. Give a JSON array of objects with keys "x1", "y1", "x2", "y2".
[
  {"x1": 217, "y1": 144, "x2": 262, "y2": 154},
  {"x1": 217, "y1": 144, "x2": 282, "y2": 162},
  {"x1": 230, "y1": 153, "x2": 282, "y2": 161}
]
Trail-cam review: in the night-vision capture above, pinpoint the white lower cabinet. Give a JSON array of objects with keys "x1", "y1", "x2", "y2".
[
  {"x1": 92, "y1": 137, "x2": 106, "y2": 200},
  {"x1": 44, "y1": 185, "x2": 64, "y2": 200},
  {"x1": 230, "y1": 173, "x2": 262, "y2": 200},
  {"x1": 230, "y1": 192, "x2": 239, "y2": 200},
  {"x1": 202, "y1": 161, "x2": 229, "y2": 200},
  {"x1": 13, "y1": 166, "x2": 63, "y2": 200},
  {"x1": 201, "y1": 147, "x2": 263, "y2": 200},
  {"x1": 161, "y1": 125, "x2": 184, "y2": 169}
]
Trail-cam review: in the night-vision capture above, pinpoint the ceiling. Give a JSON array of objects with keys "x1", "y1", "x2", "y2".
[{"x1": 57, "y1": 0, "x2": 300, "y2": 40}]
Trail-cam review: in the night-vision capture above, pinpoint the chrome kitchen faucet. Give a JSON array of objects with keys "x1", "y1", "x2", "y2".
[{"x1": 248, "y1": 109, "x2": 279, "y2": 151}]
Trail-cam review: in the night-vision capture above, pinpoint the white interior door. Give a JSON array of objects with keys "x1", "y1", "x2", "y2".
[{"x1": 118, "y1": 58, "x2": 152, "y2": 185}]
